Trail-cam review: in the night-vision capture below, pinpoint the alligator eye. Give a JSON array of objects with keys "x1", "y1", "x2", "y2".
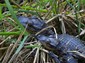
[
  {"x1": 27, "y1": 23, "x2": 33, "y2": 27},
  {"x1": 27, "y1": 23, "x2": 36, "y2": 30}
]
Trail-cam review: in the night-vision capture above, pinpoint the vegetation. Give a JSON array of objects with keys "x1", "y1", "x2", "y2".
[{"x1": 0, "y1": 0, "x2": 85, "y2": 63}]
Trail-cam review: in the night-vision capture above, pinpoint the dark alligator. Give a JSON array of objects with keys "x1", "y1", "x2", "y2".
[{"x1": 18, "y1": 16, "x2": 85, "y2": 63}]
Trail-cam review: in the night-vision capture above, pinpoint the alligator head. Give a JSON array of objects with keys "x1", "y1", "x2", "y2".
[
  {"x1": 18, "y1": 16, "x2": 55, "y2": 35},
  {"x1": 18, "y1": 16, "x2": 46, "y2": 33}
]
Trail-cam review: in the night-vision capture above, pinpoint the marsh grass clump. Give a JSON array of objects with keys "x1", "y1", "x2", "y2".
[{"x1": 0, "y1": 0, "x2": 85, "y2": 63}]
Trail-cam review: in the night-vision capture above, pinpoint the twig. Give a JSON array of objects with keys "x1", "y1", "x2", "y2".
[
  {"x1": 0, "y1": 36, "x2": 11, "y2": 45},
  {"x1": 2, "y1": 44, "x2": 13, "y2": 63},
  {"x1": 35, "y1": 26, "x2": 53, "y2": 35},
  {"x1": 33, "y1": 48, "x2": 39, "y2": 63},
  {"x1": 8, "y1": 30, "x2": 26, "y2": 63},
  {"x1": 46, "y1": 14, "x2": 62, "y2": 23},
  {"x1": 59, "y1": 16, "x2": 66, "y2": 34},
  {"x1": 24, "y1": 48, "x2": 37, "y2": 62}
]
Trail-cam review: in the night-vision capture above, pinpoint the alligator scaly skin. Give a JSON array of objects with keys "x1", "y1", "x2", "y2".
[{"x1": 18, "y1": 16, "x2": 85, "y2": 63}]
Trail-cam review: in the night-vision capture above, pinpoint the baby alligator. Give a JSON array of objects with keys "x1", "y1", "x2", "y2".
[{"x1": 18, "y1": 16, "x2": 85, "y2": 63}]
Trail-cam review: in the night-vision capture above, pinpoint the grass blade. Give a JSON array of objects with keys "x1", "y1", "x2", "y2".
[{"x1": 4, "y1": 0, "x2": 28, "y2": 35}]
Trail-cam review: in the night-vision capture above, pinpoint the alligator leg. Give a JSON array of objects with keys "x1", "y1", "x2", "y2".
[
  {"x1": 47, "y1": 51, "x2": 78, "y2": 63},
  {"x1": 48, "y1": 51, "x2": 61, "y2": 63},
  {"x1": 62, "y1": 53, "x2": 78, "y2": 63}
]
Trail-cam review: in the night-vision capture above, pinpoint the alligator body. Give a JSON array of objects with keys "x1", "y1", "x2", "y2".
[
  {"x1": 18, "y1": 16, "x2": 85, "y2": 63},
  {"x1": 36, "y1": 34, "x2": 85, "y2": 63}
]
